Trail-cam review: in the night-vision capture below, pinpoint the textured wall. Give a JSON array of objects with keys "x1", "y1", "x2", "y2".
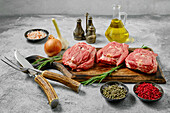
[{"x1": 0, "y1": 0, "x2": 170, "y2": 16}]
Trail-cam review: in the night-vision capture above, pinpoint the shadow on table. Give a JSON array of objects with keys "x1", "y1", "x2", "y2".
[
  {"x1": 48, "y1": 80, "x2": 86, "y2": 96},
  {"x1": 95, "y1": 34, "x2": 103, "y2": 43},
  {"x1": 142, "y1": 93, "x2": 170, "y2": 111},
  {"x1": 106, "y1": 93, "x2": 136, "y2": 110}
]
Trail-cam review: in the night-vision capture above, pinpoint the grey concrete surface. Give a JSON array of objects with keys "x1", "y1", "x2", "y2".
[
  {"x1": 0, "y1": 15, "x2": 170, "y2": 113},
  {"x1": 0, "y1": 0, "x2": 170, "y2": 16}
]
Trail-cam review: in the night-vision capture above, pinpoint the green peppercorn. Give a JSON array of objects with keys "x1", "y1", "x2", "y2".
[{"x1": 102, "y1": 84, "x2": 127, "y2": 99}]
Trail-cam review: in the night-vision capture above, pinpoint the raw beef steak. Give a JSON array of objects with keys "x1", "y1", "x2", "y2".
[
  {"x1": 96, "y1": 42, "x2": 129, "y2": 66},
  {"x1": 63, "y1": 42, "x2": 96, "y2": 71},
  {"x1": 125, "y1": 48, "x2": 158, "y2": 74}
]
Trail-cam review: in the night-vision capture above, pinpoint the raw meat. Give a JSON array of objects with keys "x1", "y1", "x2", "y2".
[
  {"x1": 96, "y1": 41, "x2": 129, "y2": 66},
  {"x1": 62, "y1": 42, "x2": 96, "y2": 71},
  {"x1": 125, "y1": 48, "x2": 158, "y2": 74}
]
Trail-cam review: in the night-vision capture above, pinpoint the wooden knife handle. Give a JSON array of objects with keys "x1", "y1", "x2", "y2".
[
  {"x1": 42, "y1": 70, "x2": 81, "y2": 92},
  {"x1": 34, "y1": 75, "x2": 59, "y2": 109}
]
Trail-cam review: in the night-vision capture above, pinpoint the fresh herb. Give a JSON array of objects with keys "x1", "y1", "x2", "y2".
[
  {"x1": 81, "y1": 64, "x2": 123, "y2": 85},
  {"x1": 141, "y1": 44, "x2": 149, "y2": 49},
  {"x1": 32, "y1": 55, "x2": 62, "y2": 70}
]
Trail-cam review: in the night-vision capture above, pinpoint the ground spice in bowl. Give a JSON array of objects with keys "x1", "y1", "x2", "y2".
[
  {"x1": 100, "y1": 81, "x2": 129, "y2": 102},
  {"x1": 134, "y1": 82, "x2": 163, "y2": 102}
]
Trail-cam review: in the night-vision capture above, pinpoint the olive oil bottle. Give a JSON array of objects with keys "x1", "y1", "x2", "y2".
[
  {"x1": 105, "y1": 5, "x2": 131, "y2": 43},
  {"x1": 105, "y1": 18, "x2": 129, "y2": 43}
]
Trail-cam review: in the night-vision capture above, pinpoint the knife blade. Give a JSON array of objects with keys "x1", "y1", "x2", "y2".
[
  {"x1": 14, "y1": 50, "x2": 59, "y2": 108},
  {"x1": 14, "y1": 50, "x2": 81, "y2": 92},
  {"x1": 14, "y1": 50, "x2": 36, "y2": 76}
]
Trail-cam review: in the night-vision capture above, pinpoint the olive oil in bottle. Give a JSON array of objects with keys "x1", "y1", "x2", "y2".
[
  {"x1": 105, "y1": 5, "x2": 132, "y2": 43},
  {"x1": 105, "y1": 18, "x2": 129, "y2": 43}
]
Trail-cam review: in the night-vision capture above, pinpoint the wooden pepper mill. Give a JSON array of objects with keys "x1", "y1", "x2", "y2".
[{"x1": 73, "y1": 18, "x2": 85, "y2": 40}]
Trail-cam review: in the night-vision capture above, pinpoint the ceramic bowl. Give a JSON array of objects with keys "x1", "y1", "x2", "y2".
[
  {"x1": 100, "y1": 81, "x2": 129, "y2": 102},
  {"x1": 24, "y1": 29, "x2": 49, "y2": 42},
  {"x1": 133, "y1": 81, "x2": 164, "y2": 102}
]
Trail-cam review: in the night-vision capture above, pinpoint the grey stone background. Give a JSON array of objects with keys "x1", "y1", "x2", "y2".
[
  {"x1": 0, "y1": 0, "x2": 170, "y2": 113},
  {"x1": 0, "y1": 0, "x2": 170, "y2": 16}
]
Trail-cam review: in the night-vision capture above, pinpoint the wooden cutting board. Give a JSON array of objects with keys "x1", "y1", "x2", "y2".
[{"x1": 27, "y1": 48, "x2": 166, "y2": 84}]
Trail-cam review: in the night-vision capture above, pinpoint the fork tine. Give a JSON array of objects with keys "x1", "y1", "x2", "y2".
[
  {"x1": 4, "y1": 56, "x2": 21, "y2": 69},
  {"x1": 1, "y1": 59, "x2": 21, "y2": 71},
  {"x1": 1, "y1": 57, "x2": 41, "y2": 74}
]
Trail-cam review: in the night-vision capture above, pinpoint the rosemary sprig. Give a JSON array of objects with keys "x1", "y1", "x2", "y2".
[
  {"x1": 141, "y1": 44, "x2": 149, "y2": 49},
  {"x1": 32, "y1": 58, "x2": 47, "y2": 65},
  {"x1": 32, "y1": 55, "x2": 62, "y2": 70},
  {"x1": 81, "y1": 64, "x2": 123, "y2": 85}
]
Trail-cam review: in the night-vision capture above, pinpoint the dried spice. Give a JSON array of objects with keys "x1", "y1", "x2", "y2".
[
  {"x1": 102, "y1": 84, "x2": 127, "y2": 99},
  {"x1": 135, "y1": 82, "x2": 162, "y2": 100}
]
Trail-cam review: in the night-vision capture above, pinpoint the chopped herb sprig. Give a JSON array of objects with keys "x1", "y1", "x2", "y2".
[
  {"x1": 81, "y1": 64, "x2": 123, "y2": 85},
  {"x1": 141, "y1": 44, "x2": 149, "y2": 49},
  {"x1": 32, "y1": 55, "x2": 62, "y2": 70}
]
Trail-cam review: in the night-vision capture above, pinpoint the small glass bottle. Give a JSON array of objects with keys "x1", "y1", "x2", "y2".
[
  {"x1": 73, "y1": 19, "x2": 85, "y2": 40},
  {"x1": 86, "y1": 26, "x2": 96, "y2": 44}
]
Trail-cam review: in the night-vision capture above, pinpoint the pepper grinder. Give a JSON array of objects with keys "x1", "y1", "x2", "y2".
[
  {"x1": 86, "y1": 26, "x2": 96, "y2": 44},
  {"x1": 86, "y1": 16, "x2": 96, "y2": 33},
  {"x1": 86, "y1": 13, "x2": 89, "y2": 33},
  {"x1": 73, "y1": 19, "x2": 85, "y2": 40}
]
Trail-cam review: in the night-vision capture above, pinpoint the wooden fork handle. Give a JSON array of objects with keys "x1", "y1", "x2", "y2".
[
  {"x1": 52, "y1": 62, "x2": 73, "y2": 78},
  {"x1": 34, "y1": 75, "x2": 59, "y2": 109},
  {"x1": 42, "y1": 70, "x2": 81, "y2": 92}
]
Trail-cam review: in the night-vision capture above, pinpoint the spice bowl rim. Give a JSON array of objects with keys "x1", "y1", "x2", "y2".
[
  {"x1": 24, "y1": 28, "x2": 49, "y2": 42},
  {"x1": 133, "y1": 81, "x2": 164, "y2": 102},
  {"x1": 100, "y1": 81, "x2": 129, "y2": 102}
]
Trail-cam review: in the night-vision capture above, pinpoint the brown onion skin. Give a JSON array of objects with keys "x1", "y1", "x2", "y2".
[{"x1": 44, "y1": 36, "x2": 62, "y2": 57}]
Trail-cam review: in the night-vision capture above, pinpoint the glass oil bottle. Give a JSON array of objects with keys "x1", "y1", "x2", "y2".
[{"x1": 105, "y1": 5, "x2": 130, "y2": 43}]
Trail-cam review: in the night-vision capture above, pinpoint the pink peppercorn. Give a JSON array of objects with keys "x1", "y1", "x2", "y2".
[{"x1": 135, "y1": 82, "x2": 162, "y2": 100}]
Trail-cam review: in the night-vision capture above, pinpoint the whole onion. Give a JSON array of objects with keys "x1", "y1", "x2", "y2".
[{"x1": 44, "y1": 35, "x2": 62, "y2": 57}]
